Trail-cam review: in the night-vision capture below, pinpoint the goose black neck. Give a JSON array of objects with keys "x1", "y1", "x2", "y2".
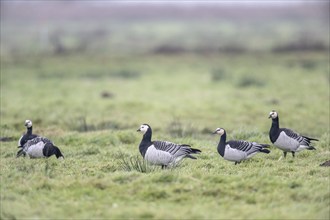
[
  {"x1": 217, "y1": 132, "x2": 226, "y2": 157},
  {"x1": 139, "y1": 128, "x2": 152, "y2": 157},
  {"x1": 272, "y1": 117, "x2": 279, "y2": 128},
  {"x1": 142, "y1": 128, "x2": 152, "y2": 142},
  {"x1": 27, "y1": 126, "x2": 33, "y2": 135},
  {"x1": 269, "y1": 117, "x2": 280, "y2": 143}
]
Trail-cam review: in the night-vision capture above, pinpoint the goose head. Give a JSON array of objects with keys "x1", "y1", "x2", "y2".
[
  {"x1": 137, "y1": 124, "x2": 150, "y2": 135},
  {"x1": 268, "y1": 110, "x2": 278, "y2": 119},
  {"x1": 212, "y1": 128, "x2": 225, "y2": 136},
  {"x1": 24, "y1": 120, "x2": 33, "y2": 128}
]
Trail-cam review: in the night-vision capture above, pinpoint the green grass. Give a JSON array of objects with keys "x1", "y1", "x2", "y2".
[{"x1": 1, "y1": 51, "x2": 329, "y2": 219}]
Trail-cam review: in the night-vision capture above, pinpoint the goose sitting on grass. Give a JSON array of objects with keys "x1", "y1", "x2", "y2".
[
  {"x1": 17, "y1": 136, "x2": 64, "y2": 159},
  {"x1": 137, "y1": 124, "x2": 201, "y2": 169},
  {"x1": 213, "y1": 128, "x2": 270, "y2": 165}
]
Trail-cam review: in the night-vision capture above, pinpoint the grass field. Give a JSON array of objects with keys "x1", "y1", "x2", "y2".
[
  {"x1": 1, "y1": 52, "x2": 329, "y2": 219},
  {"x1": 1, "y1": 2, "x2": 330, "y2": 220}
]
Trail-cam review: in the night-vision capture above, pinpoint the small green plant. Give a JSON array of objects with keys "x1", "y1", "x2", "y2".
[{"x1": 117, "y1": 153, "x2": 156, "y2": 173}]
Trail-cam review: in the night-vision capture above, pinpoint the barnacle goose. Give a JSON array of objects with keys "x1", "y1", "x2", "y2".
[
  {"x1": 137, "y1": 124, "x2": 201, "y2": 169},
  {"x1": 17, "y1": 120, "x2": 38, "y2": 148},
  {"x1": 268, "y1": 110, "x2": 317, "y2": 158},
  {"x1": 17, "y1": 136, "x2": 64, "y2": 159},
  {"x1": 213, "y1": 128, "x2": 270, "y2": 165}
]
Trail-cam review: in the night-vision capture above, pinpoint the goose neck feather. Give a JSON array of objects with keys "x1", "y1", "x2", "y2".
[
  {"x1": 27, "y1": 126, "x2": 33, "y2": 135},
  {"x1": 217, "y1": 131, "x2": 226, "y2": 157},
  {"x1": 139, "y1": 127, "x2": 152, "y2": 157},
  {"x1": 270, "y1": 117, "x2": 280, "y2": 143}
]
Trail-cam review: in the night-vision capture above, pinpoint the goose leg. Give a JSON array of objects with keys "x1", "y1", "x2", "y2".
[
  {"x1": 283, "y1": 152, "x2": 287, "y2": 158},
  {"x1": 291, "y1": 152, "x2": 295, "y2": 158},
  {"x1": 161, "y1": 165, "x2": 167, "y2": 169}
]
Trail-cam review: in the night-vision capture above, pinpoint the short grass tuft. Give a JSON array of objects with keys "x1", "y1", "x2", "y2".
[{"x1": 117, "y1": 153, "x2": 156, "y2": 173}]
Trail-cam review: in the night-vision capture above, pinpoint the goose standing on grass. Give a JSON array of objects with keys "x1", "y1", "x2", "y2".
[
  {"x1": 268, "y1": 110, "x2": 317, "y2": 158},
  {"x1": 17, "y1": 136, "x2": 64, "y2": 159},
  {"x1": 213, "y1": 128, "x2": 270, "y2": 165},
  {"x1": 137, "y1": 124, "x2": 201, "y2": 169},
  {"x1": 17, "y1": 120, "x2": 38, "y2": 148}
]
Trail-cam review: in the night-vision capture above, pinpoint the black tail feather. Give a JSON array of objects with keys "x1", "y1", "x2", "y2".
[
  {"x1": 260, "y1": 149, "x2": 271, "y2": 154},
  {"x1": 303, "y1": 136, "x2": 319, "y2": 141},
  {"x1": 307, "y1": 146, "x2": 316, "y2": 150},
  {"x1": 261, "y1": 144, "x2": 270, "y2": 148},
  {"x1": 184, "y1": 147, "x2": 201, "y2": 159},
  {"x1": 191, "y1": 148, "x2": 201, "y2": 154},
  {"x1": 180, "y1": 144, "x2": 201, "y2": 154}
]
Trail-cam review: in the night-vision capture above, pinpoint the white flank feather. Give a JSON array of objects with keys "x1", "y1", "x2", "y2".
[
  {"x1": 145, "y1": 145, "x2": 173, "y2": 165},
  {"x1": 223, "y1": 145, "x2": 248, "y2": 162},
  {"x1": 274, "y1": 131, "x2": 300, "y2": 151},
  {"x1": 25, "y1": 142, "x2": 46, "y2": 158}
]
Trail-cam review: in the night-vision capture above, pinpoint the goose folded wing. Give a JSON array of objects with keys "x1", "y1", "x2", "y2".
[
  {"x1": 39, "y1": 137, "x2": 53, "y2": 144},
  {"x1": 227, "y1": 140, "x2": 258, "y2": 153},
  {"x1": 153, "y1": 141, "x2": 190, "y2": 157},
  {"x1": 24, "y1": 137, "x2": 53, "y2": 148},
  {"x1": 24, "y1": 137, "x2": 43, "y2": 148},
  {"x1": 282, "y1": 128, "x2": 310, "y2": 145}
]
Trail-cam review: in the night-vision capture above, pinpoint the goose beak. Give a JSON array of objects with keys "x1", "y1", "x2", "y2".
[
  {"x1": 212, "y1": 131, "x2": 217, "y2": 134},
  {"x1": 137, "y1": 129, "x2": 141, "y2": 132},
  {"x1": 268, "y1": 115, "x2": 272, "y2": 119}
]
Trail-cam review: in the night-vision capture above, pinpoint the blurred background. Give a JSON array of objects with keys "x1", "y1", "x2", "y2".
[{"x1": 1, "y1": 1, "x2": 329, "y2": 56}]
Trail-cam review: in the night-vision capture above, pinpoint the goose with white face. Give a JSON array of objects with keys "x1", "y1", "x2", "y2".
[
  {"x1": 18, "y1": 119, "x2": 36, "y2": 147},
  {"x1": 137, "y1": 123, "x2": 201, "y2": 168},
  {"x1": 137, "y1": 124, "x2": 149, "y2": 134},
  {"x1": 268, "y1": 110, "x2": 278, "y2": 119},
  {"x1": 268, "y1": 110, "x2": 317, "y2": 159},
  {"x1": 25, "y1": 120, "x2": 33, "y2": 128},
  {"x1": 213, "y1": 127, "x2": 270, "y2": 164},
  {"x1": 213, "y1": 128, "x2": 225, "y2": 135}
]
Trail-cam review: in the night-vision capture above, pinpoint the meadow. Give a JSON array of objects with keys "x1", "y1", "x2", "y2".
[{"x1": 1, "y1": 2, "x2": 330, "y2": 219}]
